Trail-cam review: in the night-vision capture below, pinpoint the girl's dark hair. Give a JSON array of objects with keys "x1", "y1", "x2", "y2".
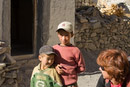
[{"x1": 97, "y1": 49, "x2": 129, "y2": 83}]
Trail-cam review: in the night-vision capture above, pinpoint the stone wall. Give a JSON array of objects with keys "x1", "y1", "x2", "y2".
[
  {"x1": 0, "y1": 41, "x2": 19, "y2": 87},
  {"x1": 75, "y1": 6, "x2": 130, "y2": 54},
  {"x1": 17, "y1": 58, "x2": 39, "y2": 87}
]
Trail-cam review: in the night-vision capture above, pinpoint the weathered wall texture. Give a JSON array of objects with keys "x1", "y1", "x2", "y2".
[
  {"x1": 0, "y1": 0, "x2": 10, "y2": 46},
  {"x1": 0, "y1": 0, "x2": 75, "y2": 87},
  {"x1": 75, "y1": 6, "x2": 130, "y2": 54},
  {"x1": 0, "y1": 0, "x2": 3, "y2": 40},
  {"x1": 46, "y1": 0, "x2": 75, "y2": 46},
  {"x1": 18, "y1": 0, "x2": 75, "y2": 87}
]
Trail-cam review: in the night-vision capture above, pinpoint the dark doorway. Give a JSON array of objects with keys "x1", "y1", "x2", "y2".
[{"x1": 11, "y1": 0, "x2": 34, "y2": 56}]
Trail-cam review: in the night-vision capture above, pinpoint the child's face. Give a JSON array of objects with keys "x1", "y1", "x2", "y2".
[
  {"x1": 57, "y1": 30, "x2": 72, "y2": 46},
  {"x1": 39, "y1": 54, "x2": 55, "y2": 69}
]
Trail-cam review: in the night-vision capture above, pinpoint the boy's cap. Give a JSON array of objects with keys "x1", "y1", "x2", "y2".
[
  {"x1": 39, "y1": 45, "x2": 56, "y2": 55},
  {"x1": 57, "y1": 21, "x2": 73, "y2": 33}
]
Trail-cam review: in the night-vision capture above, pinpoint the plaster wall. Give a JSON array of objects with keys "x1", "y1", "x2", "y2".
[
  {"x1": 0, "y1": 0, "x2": 3, "y2": 40},
  {"x1": 47, "y1": 0, "x2": 75, "y2": 46}
]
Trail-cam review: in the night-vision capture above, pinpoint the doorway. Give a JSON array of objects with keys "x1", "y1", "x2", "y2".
[{"x1": 11, "y1": 0, "x2": 35, "y2": 56}]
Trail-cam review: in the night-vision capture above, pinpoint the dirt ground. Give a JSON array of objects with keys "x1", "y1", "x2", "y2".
[
  {"x1": 77, "y1": 49, "x2": 101, "y2": 87},
  {"x1": 77, "y1": 73, "x2": 101, "y2": 87}
]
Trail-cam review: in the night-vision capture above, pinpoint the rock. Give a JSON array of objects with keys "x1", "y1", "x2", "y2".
[
  {"x1": 0, "y1": 47, "x2": 6, "y2": 55},
  {"x1": 0, "y1": 63, "x2": 6, "y2": 70},
  {"x1": 91, "y1": 32, "x2": 97, "y2": 37},
  {"x1": 92, "y1": 22, "x2": 101, "y2": 29},
  {"x1": 4, "y1": 53, "x2": 16, "y2": 65},
  {"x1": 0, "y1": 78, "x2": 5, "y2": 86},
  {"x1": 87, "y1": 43, "x2": 97, "y2": 50},
  {"x1": 6, "y1": 78, "x2": 15, "y2": 84},
  {"x1": 4, "y1": 71, "x2": 17, "y2": 78},
  {"x1": 75, "y1": 6, "x2": 129, "y2": 54},
  {"x1": 80, "y1": 17, "x2": 88, "y2": 23}
]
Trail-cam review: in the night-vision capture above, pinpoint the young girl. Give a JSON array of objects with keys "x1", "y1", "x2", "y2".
[{"x1": 96, "y1": 49, "x2": 130, "y2": 87}]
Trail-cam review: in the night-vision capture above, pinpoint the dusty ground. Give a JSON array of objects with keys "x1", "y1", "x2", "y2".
[
  {"x1": 77, "y1": 73, "x2": 101, "y2": 87},
  {"x1": 76, "y1": 49, "x2": 101, "y2": 87}
]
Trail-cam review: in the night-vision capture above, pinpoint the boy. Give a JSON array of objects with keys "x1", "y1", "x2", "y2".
[
  {"x1": 30, "y1": 45, "x2": 62, "y2": 87},
  {"x1": 53, "y1": 21, "x2": 86, "y2": 87}
]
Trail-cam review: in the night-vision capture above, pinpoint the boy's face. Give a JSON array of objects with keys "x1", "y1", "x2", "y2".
[
  {"x1": 39, "y1": 54, "x2": 55, "y2": 69},
  {"x1": 57, "y1": 30, "x2": 72, "y2": 46}
]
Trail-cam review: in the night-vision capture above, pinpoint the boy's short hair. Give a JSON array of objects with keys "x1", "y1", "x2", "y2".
[
  {"x1": 57, "y1": 21, "x2": 73, "y2": 33},
  {"x1": 39, "y1": 45, "x2": 56, "y2": 55}
]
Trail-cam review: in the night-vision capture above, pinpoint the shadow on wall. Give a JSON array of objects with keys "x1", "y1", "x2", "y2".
[
  {"x1": 80, "y1": 49, "x2": 100, "y2": 74},
  {"x1": 80, "y1": 49, "x2": 130, "y2": 75},
  {"x1": 37, "y1": 0, "x2": 51, "y2": 55}
]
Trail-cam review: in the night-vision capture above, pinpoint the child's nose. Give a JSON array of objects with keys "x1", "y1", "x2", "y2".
[{"x1": 62, "y1": 35, "x2": 66, "y2": 39}]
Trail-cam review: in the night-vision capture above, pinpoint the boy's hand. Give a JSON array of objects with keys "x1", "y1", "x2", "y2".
[{"x1": 55, "y1": 64, "x2": 64, "y2": 74}]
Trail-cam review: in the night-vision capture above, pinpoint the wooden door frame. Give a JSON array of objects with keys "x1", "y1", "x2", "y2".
[{"x1": 2, "y1": 0, "x2": 37, "y2": 60}]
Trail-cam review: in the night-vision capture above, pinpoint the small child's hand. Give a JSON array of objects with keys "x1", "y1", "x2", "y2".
[{"x1": 55, "y1": 64, "x2": 64, "y2": 74}]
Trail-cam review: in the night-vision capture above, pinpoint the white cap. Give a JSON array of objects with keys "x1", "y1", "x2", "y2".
[{"x1": 57, "y1": 21, "x2": 73, "y2": 32}]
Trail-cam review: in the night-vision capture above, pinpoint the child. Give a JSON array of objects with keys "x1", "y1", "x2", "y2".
[
  {"x1": 53, "y1": 21, "x2": 86, "y2": 87},
  {"x1": 96, "y1": 49, "x2": 130, "y2": 87},
  {"x1": 30, "y1": 45, "x2": 62, "y2": 87}
]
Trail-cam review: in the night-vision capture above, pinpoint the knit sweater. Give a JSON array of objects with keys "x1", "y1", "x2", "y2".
[{"x1": 53, "y1": 44, "x2": 86, "y2": 85}]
